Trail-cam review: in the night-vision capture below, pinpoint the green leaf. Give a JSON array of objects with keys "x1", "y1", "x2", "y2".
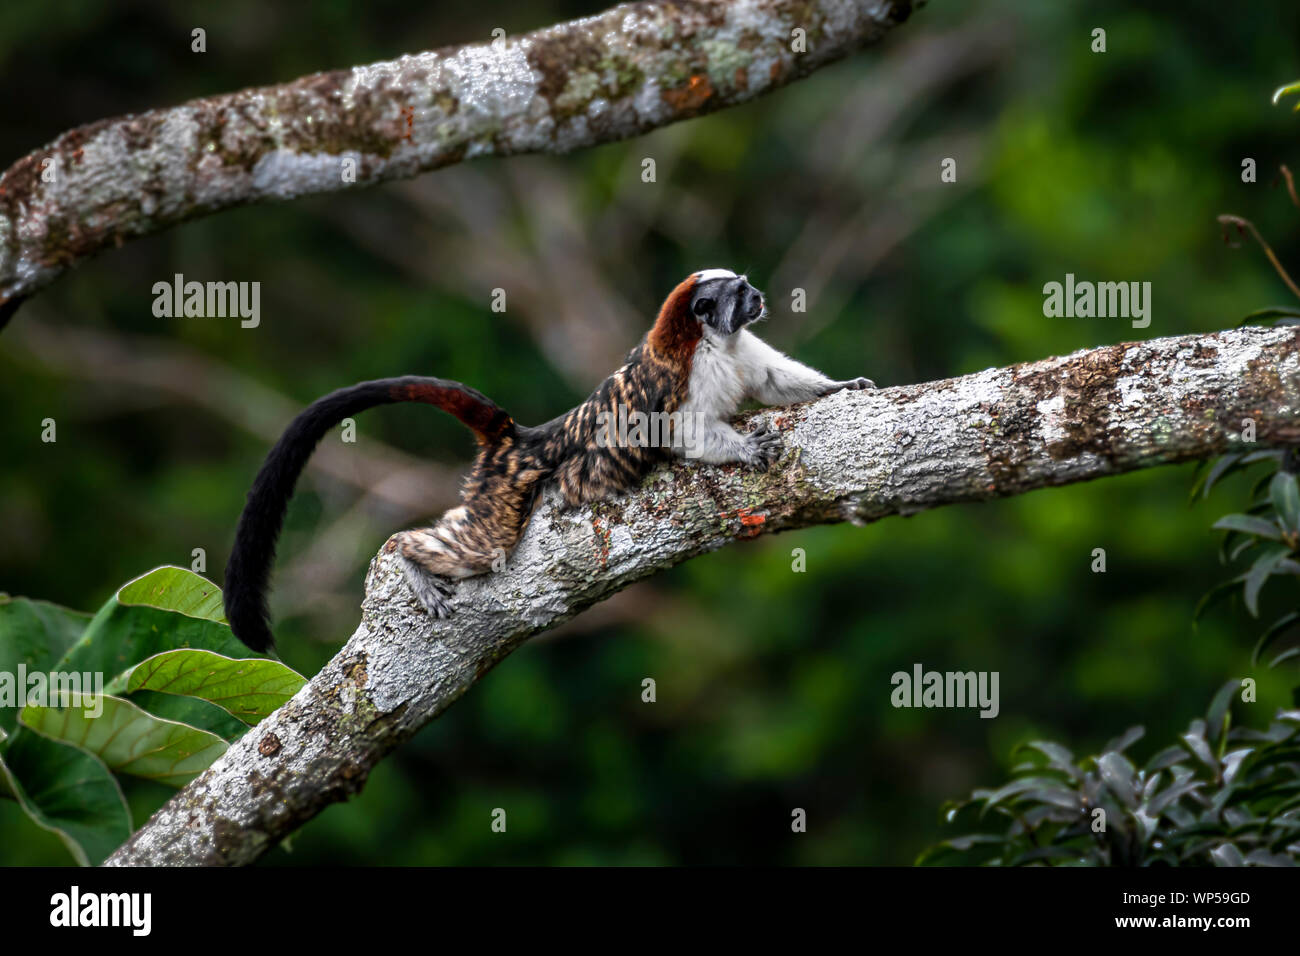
[
  {"x1": 1022, "y1": 787, "x2": 1083, "y2": 810},
  {"x1": 1013, "y1": 845, "x2": 1092, "y2": 865},
  {"x1": 1182, "y1": 720, "x2": 1220, "y2": 772},
  {"x1": 1227, "y1": 536, "x2": 1258, "y2": 563},
  {"x1": 1271, "y1": 472, "x2": 1300, "y2": 533},
  {"x1": 1253, "y1": 612, "x2": 1300, "y2": 666},
  {"x1": 1194, "y1": 576, "x2": 1245, "y2": 624},
  {"x1": 1097, "y1": 752, "x2": 1138, "y2": 808},
  {"x1": 915, "y1": 834, "x2": 1006, "y2": 865},
  {"x1": 0, "y1": 728, "x2": 130, "y2": 866},
  {"x1": 1192, "y1": 454, "x2": 1242, "y2": 500},
  {"x1": 0, "y1": 596, "x2": 91, "y2": 739},
  {"x1": 1237, "y1": 307, "x2": 1300, "y2": 327},
  {"x1": 1144, "y1": 745, "x2": 1189, "y2": 774},
  {"x1": 977, "y1": 776, "x2": 1069, "y2": 815},
  {"x1": 1272, "y1": 79, "x2": 1300, "y2": 109},
  {"x1": 117, "y1": 567, "x2": 228, "y2": 623},
  {"x1": 110, "y1": 649, "x2": 305, "y2": 725},
  {"x1": 126, "y1": 689, "x2": 249, "y2": 743},
  {"x1": 20, "y1": 694, "x2": 227, "y2": 787},
  {"x1": 1211, "y1": 843, "x2": 1246, "y2": 866},
  {"x1": 1244, "y1": 546, "x2": 1291, "y2": 617},
  {"x1": 1213, "y1": 514, "x2": 1283, "y2": 540},
  {"x1": 1145, "y1": 779, "x2": 1204, "y2": 818},
  {"x1": 1207, "y1": 679, "x2": 1239, "y2": 746},
  {"x1": 1268, "y1": 647, "x2": 1300, "y2": 668},
  {"x1": 53, "y1": 567, "x2": 253, "y2": 684},
  {"x1": 1103, "y1": 725, "x2": 1145, "y2": 755},
  {"x1": 1015, "y1": 740, "x2": 1080, "y2": 781}
]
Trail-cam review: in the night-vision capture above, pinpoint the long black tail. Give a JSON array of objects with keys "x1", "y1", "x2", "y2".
[{"x1": 223, "y1": 375, "x2": 514, "y2": 652}]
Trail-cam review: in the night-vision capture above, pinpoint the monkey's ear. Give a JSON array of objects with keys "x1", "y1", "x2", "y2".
[{"x1": 692, "y1": 297, "x2": 714, "y2": 317}]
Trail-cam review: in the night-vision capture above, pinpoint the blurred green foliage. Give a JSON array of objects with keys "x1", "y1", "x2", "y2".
[
  {"x1": 926, "y1": 681, "x2": 1300, "y2": 866},
  {"x1": 2, "y1": 0, "x2": 1299, "y2": 864}
]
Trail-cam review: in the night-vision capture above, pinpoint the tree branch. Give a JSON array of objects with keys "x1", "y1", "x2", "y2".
[
  {"x1": 0, "y1": 0, "x2": 918, "y2": 324},
  {"x1": 104, "y1": 326, "x2": 1300, "y2": 866}
]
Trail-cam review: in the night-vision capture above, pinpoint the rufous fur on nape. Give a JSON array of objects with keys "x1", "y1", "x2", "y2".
[{"x1": 223, "y1": 270, "x2": 874, "y2": 652}]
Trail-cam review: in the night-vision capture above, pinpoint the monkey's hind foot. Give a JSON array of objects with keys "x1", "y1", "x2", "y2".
[{"x1": 399, "y1": 556, "x2": 456, "y2": 620}]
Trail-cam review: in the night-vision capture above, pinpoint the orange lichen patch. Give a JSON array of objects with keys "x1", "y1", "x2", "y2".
[
  {"x1": 718, "y1": 506, "x2": 768, "y2": 538},
  {"x1": 769, "y1": 61, "x2": 784, "y2": 84},
  {"x1": 662, "y1": 74, "x2": 713, "y2": 112},
  {"x1": 734, "y1": 67, "x2": 749, "y2": 92}
]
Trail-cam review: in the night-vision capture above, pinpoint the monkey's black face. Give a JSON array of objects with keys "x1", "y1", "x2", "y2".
[{"x1": 690, "y1": 269, "x2": 766, "y2": 337}]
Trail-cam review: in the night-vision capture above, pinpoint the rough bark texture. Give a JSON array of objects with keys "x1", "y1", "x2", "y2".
[
  {"x1": 104, "y1": 326, "x2": 1300, "y2": 866},
  {"x1": 0, "y1": 0, "x2": 917, "y2": 322}
]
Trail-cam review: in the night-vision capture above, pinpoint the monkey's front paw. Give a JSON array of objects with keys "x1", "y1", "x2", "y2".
[
  {"x1": 838, "y1": 376, "x2": 876, "y2": 391},
  {"x1": 744, "y1": 423, "x2": 783, "y2": 471}
]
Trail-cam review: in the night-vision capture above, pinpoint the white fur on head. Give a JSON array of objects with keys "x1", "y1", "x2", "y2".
[{"x1": 694, "y1": 268, "x2": 739, "y2": 282}]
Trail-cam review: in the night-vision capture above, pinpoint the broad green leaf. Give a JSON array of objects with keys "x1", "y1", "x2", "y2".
[
  {"x1": 53, "y1": 567, "x2": 252, "y2": 684},
  {"x1": 1270, "y1": 472, "x2": 1300, "y2": 532},
  {"x1": 0, "y1": 596, "x2": 91, "y2": 738},
  {"x1": 118, "y1": 567, "x2": 228, "y2": 623},
  {"x1": 21, "y1": 694, "x2": 227, "y2": 787},
  {"x1": 1213, "y1": 514, "x2": 1282, "y2": 540},
  {"x1": 127, "y1": 689, "x2": 249, "y2": 742},
  {"x1": 0, "y1": 729, "x2": 130, "y2": 866},
  {"x1": 111, "y1": 649, "x2": 305, "y2": 725}
]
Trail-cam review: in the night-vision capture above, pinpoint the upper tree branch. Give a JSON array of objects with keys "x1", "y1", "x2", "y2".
[
  {"x1": 0, "y1": 0, "x2": 918, "y2": 324},
  {"x1": 105, "y1": 326, "x2": 1300, "y2": 866}
]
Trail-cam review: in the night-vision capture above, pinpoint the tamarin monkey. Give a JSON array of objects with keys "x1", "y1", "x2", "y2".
[{"x1": 224, "y1": 270, "x2": 874, "y2": 652}]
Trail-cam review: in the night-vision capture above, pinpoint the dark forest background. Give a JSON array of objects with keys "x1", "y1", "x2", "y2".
[{"x1": 2, "y1": 0, "x2": 1298, "y2": 864}]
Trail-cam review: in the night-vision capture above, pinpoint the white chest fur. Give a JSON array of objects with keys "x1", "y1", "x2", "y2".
[{"x1": 679, "y1": 332, "x2": 746, "y2": 420}]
